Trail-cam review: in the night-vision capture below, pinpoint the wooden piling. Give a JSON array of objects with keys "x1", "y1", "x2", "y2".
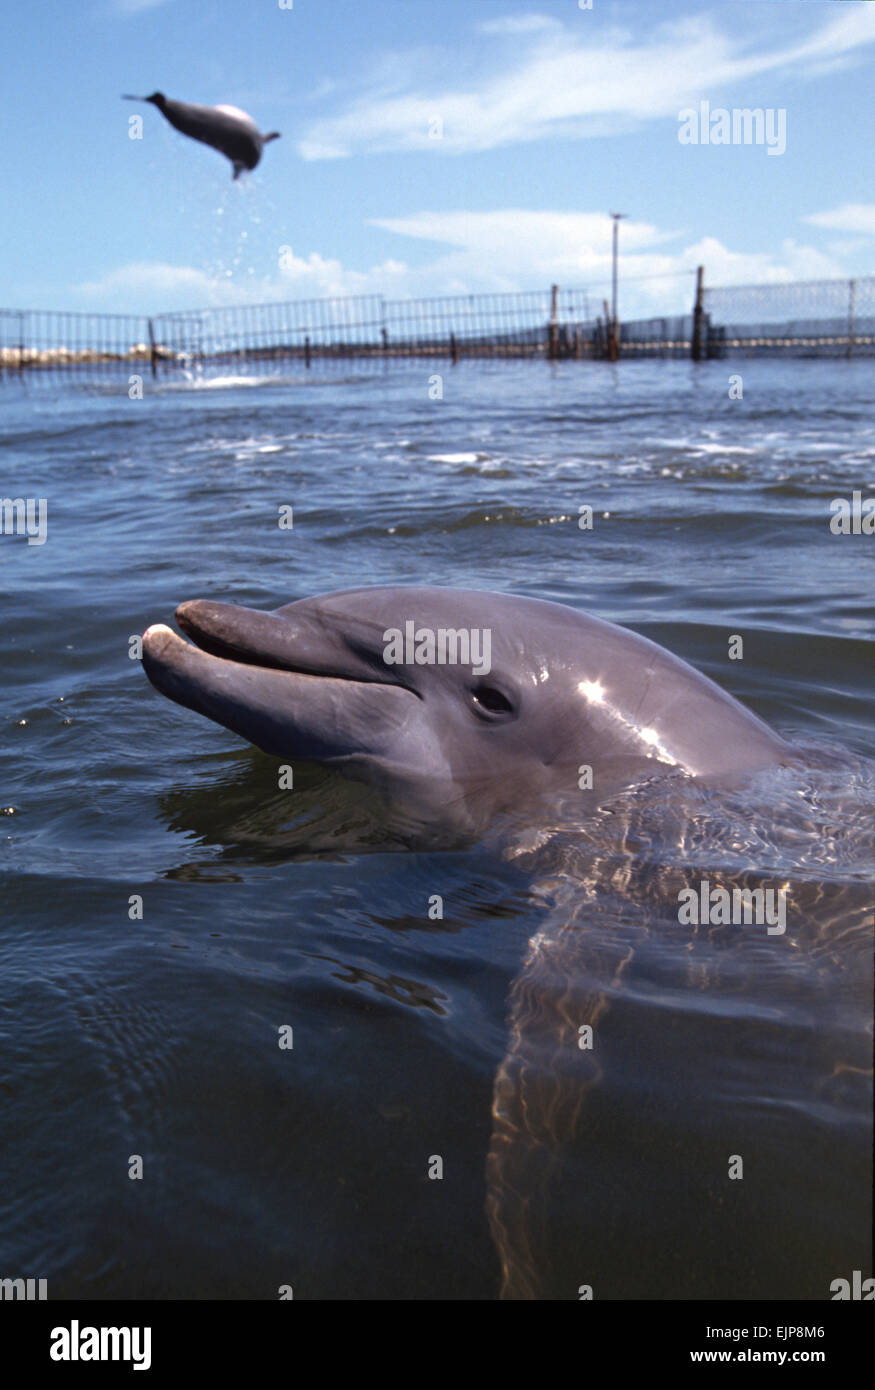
[
  {"x1": 147, "y1": 318, "x2": 158, "y2": 378},
  {"x1": 691, "y1": 265, "x2": 705, "y2": 362},
  {"x1": 548, "y1": 283, "x2": 559, "y2": 360},
  {"x1": 603, "y1": 300, "x2": 617, "y2": 361}
]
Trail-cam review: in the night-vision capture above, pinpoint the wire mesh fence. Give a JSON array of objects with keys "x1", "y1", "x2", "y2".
[
  {"x1": 155, "y1": 294, "x2": 388, "y2": 366},
  {"x1": 1, "y1": 275, "x2": 872, "y2": 381},
  {"x1": 0, "y1": 309, "x2": 153, "y2": 373},
  {"x1": 619, "y1": 315, "x2": 693, "y2": 358},
  {"x1": 703, "y1": 276, "x2": 874, "y2": 358},
  {"x1": 153, "y1": 287, "x2": 600, "y2": 365}
]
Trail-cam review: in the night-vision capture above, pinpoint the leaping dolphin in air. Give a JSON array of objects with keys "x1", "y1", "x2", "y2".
[{"x1": 122, "y1": 92, "x2": 280, "y2": 178}]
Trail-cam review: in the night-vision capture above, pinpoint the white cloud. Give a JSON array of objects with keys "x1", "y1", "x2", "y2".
[
  {"x1": 298, "y1": 8, "x2": 875, "y2": 159},
  {"x1": 275, "y1": 248, "x2": 411, "y2": 299},
  {"x1": 368, "y1": 210, "x2": 677, "y2": 284},
  {"x1": 776, "y1": 5, "x2": 875, "y2": 71},
  {"x1": 365, "y1": 213, "x2": 849, "y2": 309},
  {"x1": 75, "y1": 262, "x2": 228, "y2": 306},
  {"x1": 681, "y1": 235, "x2": 845, "y2": 288},
  {"x1": 73, "y1": 254, "x2": 415, "y2": 313},
  {"x1": 804, "y1": 203, "x2": 875, "y2": 235},
  {"x1": 74, "y1": 216, "x2": 852, "y2": 317}
]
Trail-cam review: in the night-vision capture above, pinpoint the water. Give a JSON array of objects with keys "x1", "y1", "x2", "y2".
[{"x1": 1, "y1": 359, "x2": 872, "y2": 1299}]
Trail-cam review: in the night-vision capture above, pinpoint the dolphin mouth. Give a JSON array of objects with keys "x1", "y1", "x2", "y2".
[
  {"x1": 176, "y1": 598, "x2": 418, "y2": 687},
  {"x1": 143, "y1": 597, "x2": 416, "y2": 691},
  {"x1": 141, "y1": 599, "x2": 421, "y2": 762}
]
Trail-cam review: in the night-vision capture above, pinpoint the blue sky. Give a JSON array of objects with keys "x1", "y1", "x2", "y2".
[{"x1": 1, "y1": 0, "x2": 873, "y2": 316}]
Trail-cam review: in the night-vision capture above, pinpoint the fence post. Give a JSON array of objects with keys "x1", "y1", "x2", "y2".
[
  {"x1": 691, "y1": 265, "x2": 705, "y2": 362},
  {"x1": 147, "y1": 318, "x2": 158, "y2": 378},
  {"x1": 847, "y1": 279, "x2": 856, "y2": 361},
  {"x1": 450, "y1": 331, "x2": 458, "y2": 365},
  {"x1": 603, "y1": 300, "x2": 616, "y2": 361},
  {"x1": 548, "y1": 283, "x2": 559, "y2": 360},
  {"x1": 304, "y1": 335, "x2": 311, "y2": 368},
  {"x1": 18, "y1": 310, "x2": 26, "y2": 373}
]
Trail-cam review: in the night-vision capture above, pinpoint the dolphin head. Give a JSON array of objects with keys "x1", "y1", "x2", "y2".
[{"x1": 142, "y1": 586, "x2": 790, "y2": 838}]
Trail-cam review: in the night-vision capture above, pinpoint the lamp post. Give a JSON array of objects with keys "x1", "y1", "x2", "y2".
[{"x1": 609, "y1": 211, "x2": 626, "y2": 361}]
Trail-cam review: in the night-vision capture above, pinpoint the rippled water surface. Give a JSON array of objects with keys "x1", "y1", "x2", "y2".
[{"x1": 1, "y1": 360, "x2": 872, "y2": 1298}]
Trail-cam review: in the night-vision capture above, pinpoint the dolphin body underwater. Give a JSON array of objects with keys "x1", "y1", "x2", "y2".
[
  {"x1": 142, "y1": 587, "x2": 873, "y2": 1298},
  {"x1": 122, "y1": 93, "x2": 280, "y2": 178}
]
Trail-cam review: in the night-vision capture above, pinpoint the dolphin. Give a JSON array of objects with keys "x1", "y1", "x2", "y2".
[
  {"x1": 122, "y1": 92, "x2": 280, "y2": 178},
  {"x1": 140, "y1": 588, "x2": 872, "y2": 1299},
  {"x1": 141, "y1": 586, "x2": 793, "y2": 837}
]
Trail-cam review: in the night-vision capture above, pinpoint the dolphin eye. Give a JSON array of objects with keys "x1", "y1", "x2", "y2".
[{"x1": 471, "y1": 682, "x2": 515, "y2": 718}]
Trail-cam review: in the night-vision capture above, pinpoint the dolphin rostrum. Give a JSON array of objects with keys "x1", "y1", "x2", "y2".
[{"x1": 122, "y1": 92, "x2": 280, "y2": 178}]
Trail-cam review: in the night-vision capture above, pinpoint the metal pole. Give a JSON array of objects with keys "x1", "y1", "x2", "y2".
[{"x1": 847, "y1": 278, "x2": 856, "y2": 361}]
